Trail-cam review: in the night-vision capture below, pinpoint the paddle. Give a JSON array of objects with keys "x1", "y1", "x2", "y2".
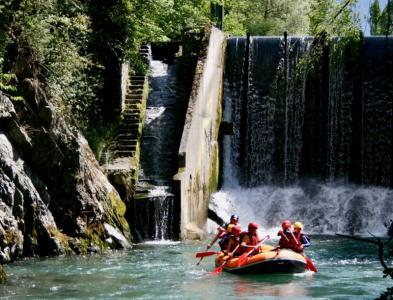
[
  {"x1": 211, "y1": 245, "x2": 240, "y2": 274},
  {"x1": 305, "y1": 256, "x2": 318, "y2": 272},
  {"x1": 237, "y1": 235, "x2": 270, "y2": 267},
  {"x1": 290, "y1": 231, "x2": 318, "y2": 273},
  {"x1": 195, "y1": 251, "x2": 219, "y2": 258}
]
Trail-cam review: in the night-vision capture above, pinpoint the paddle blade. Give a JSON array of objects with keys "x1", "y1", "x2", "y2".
[
  {"x1": 237, "y1": 252, "x2": 249, "y2": 267},
  {"x1": 211, "y1": 261, "x2": 226, "y2": 274},
  {"x1": 305, "y1": 257, "x2": 318, "y2": 272},
  {"x1": 195, "y1": 251, "x2": 217, "y2": 258}
]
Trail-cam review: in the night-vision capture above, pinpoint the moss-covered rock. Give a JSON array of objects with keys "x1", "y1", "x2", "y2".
[{"x1": 0, "y1": 265, "x2": 6, "y2": 284}]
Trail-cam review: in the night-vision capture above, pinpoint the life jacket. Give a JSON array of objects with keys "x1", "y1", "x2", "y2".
[
  {"x1": 278, "y1": 230, "x2": 299, "y2": 250},
  {"x1": 293, "y1": 232, "x2": 311, "y2": 250},
  {"x1": 227, "y1": 236, "x2": 240, "y2": 253},
  {"x1": 237, "y1": 232, "x2": 260, "y2": 255},
  {"x1": 247, "y1": 233, "x2": 259, "y2": 246},
  {"x1": 218, "y1": 232, "x2": 232, "y2": 250}
]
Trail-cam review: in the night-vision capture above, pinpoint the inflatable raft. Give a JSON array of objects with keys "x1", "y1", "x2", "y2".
[{"x1": 215, "y1": 245, "x2": 307, "y2": 274}]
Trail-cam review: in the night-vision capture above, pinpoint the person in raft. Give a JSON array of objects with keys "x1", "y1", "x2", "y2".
[
  {"x1": 239, "y1": 222, "x2": 261, "y2": 255},
  {"x1": 278, "y1": 220, "x2": 310, "y2": 253},
  {"x1": 221, "y1": 225, "x2": 242, "y2": 258},
  {"x1": 292, "y1": 222, "x2": 311, "y2": 252},
  {"x1": 278, "y1": 220, "x2": 297, "y2": 249},
  {"x1": 207, "y1": 214, "x2": 239, "y2": 250}
]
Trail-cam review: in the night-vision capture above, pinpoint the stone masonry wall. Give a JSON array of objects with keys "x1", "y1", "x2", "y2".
[{"x1": 174, "y1": 26, "x2": 226, "y2": 239}]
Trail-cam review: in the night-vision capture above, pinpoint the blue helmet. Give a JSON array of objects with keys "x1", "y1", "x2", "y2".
[{"x1": 230, "y1": 214, "x2": 239, "y2": 221}]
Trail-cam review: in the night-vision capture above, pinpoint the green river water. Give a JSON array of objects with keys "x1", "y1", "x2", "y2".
[{"x1": 0, "y1": 236, "x2": 391, "y2": 299}]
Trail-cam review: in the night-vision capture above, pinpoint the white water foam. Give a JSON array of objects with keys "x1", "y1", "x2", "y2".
[
  {"x1": 142, "y1": 240, "x2": 180, "y2": 246},
  {"x1": 210, "y1": 183, "x2": 393, "y2": 236},
  {"x1": 148, "y1": 185, "x2": 172, "y2": 197}
]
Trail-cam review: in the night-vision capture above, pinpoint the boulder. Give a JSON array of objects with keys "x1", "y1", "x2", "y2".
[{"x1": 0, "y1": 86, "x2": 132, "y2": 261}]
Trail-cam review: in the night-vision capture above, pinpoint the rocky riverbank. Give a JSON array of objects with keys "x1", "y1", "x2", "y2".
[{"x1": 0, "y1": 85, "x2": 131, "y2": 267}]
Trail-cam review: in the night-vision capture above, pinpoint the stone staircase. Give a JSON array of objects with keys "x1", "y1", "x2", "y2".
[
  {"x1": 115, "y1": 75, "x2": 146, "y2": 158},
  {"x1": 102, "y1": 45, "x2": 150, "y2": 198}
]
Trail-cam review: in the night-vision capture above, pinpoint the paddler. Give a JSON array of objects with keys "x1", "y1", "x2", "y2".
[
  {"x1": 239, "y1": 222, "x2": 261, "y2": 255},
  {"x1": 292, "y1": 222, "x2": 311, "y2": 252},
  {"x1": 206, "y1": 214, "x2": 239, "y2": 249},
  {"x1": 206, "y1": 215, "x2": 239, "y2": 250},
  {"x1": 277, "y1": 220, "x2": 297, "y2": 249},
  {"x1": 222, "y1": 225, "x2": 242, "y2": 258},
  {"x1": 278, "y1": 220, "x2": 309, "y2": 253}
]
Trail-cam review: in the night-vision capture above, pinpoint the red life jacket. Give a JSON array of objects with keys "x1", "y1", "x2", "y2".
[
  {"x1": 227, "y1": 236, "x2": 240, "y2": 252},
  {"x1": 249, "y1": 233, "x2": 259, "y2": 246},
  {"x1": 278, "y1": 231, "x2": 299, "y2": 250},
  {"x1": 291, "y1": 232, "x2": 307, "y2": 252},
  {"x1": 241, "y1": 232, "x2": 259, "y2": 246}
]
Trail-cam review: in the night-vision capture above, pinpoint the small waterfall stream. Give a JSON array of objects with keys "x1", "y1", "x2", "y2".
[
  {"x1": 130, "y1": 45, "x2": 180, "y2": 242},
  {"x1": 211, "y1": 36, "x2": 393, "y2": 236}
]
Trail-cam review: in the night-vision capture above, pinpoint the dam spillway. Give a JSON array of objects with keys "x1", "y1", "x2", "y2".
[{"x1": 212, "y1": 36, "x2": 393, "y2": 235}]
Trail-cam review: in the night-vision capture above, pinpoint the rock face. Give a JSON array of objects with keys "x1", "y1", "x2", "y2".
[{"x1": 0, "y1": 87, "x2": 131, "y2": 263}]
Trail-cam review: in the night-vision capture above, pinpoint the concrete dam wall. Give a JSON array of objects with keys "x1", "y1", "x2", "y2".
[{"x1": 174, "y1": 27, "x2": 226, "y2": 239}]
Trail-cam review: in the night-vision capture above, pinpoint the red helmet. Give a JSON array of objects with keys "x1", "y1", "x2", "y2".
[
  {"x1": 232, "y1": 225, "x2": 241, "y2": 235},
  {"x1": 248, "y1": 222, "x2": 258, "y2": 230},
  {"x1": 281, "y1": 220, "x2": 292, "y2": 229}
]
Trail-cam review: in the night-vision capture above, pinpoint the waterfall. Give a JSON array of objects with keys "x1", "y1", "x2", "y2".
[
  {"x1": 130, "y1": 44, "x2": 180, "y2": 242},
  {"x1": 130, "y1": 186, "x2": 175, "y2": 241},
  {"x1": 212, "y1": 36, "x2": 393, "y2": 236}
]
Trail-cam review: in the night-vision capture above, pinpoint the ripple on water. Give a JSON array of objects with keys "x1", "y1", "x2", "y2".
[{"x1": 0, "y1": 236, "x2": 392, "y2": 299}]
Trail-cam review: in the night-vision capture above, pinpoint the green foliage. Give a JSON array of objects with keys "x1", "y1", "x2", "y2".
[
  {"x1": 309, "y1": 0, "x2": 361, "y2": 37},
  {"x1": 297, "y1": 0, "x2": 361, "y2": 82},
  {"x1": 369, "y1": 0, "x2": 382, "y2": 35},
  {"x1": 369, "y1": 0, "x2": 393, "y2": 35},
  {"x1": 223, "y1": 0, "x2": 311, "y2": 36},
  {"x1": 0, "y1": 0, "x2": 210, "y2": 156}
]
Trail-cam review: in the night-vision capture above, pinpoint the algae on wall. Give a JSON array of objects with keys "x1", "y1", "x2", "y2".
[{"x1": 174, "y1": 26, "x2": 226, "y2": 239}]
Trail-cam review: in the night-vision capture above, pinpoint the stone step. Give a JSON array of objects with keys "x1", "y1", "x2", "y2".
[
  {"x1": 122, "y1": 116, "x2": 140, "y2": 122},
  {"x1": 114, "y1": 148, "x2": 135, "y2": 152},
  {"x1": 117, "y1": 144, "x2": 137, "y2": 151},
  {"x1": 117, "y1": 132, "x2": 138, "y2": 138},
  {"x1": 117, "y1": 131, "x2": 138, "y2": 137},
  {"x1": 115, "y1": 150, "x2": 136, "y2": 157},
  {"x1": 129, "y1": 79, "x2": 145, "y2": 84},
  {"x1": 119, "y1": 122, "x2": 139, "y2": 127},
  {"x1": 124, "y1": 104, "x2": 141, "y2": 110},
  {"x1": 127, "y1": 89, "x2": 144, "y2": 94},
  {"x1": 119, "y1": 125, "x2": 139, "y2": 131},
  {"x1": 124, "y1": 103, "x2": 139, "y2": 108},
  {"x1": 125, "y1": 96, "x2": 142, "y2": 101},
  {"x1": 124, "y1": 100, "x2": 140, "y2": 105},
  {"x1": 129, "y1": 83, "x2": 144, "y2": 87},
  {"x1": 117, "y1": 138, "x2": 138, "y2": 145},
  {"x1": 125, "y1": 100, "x2": 142, "y2": 105},
  {"x1": 120, "y1": 125, "x2": 139, "y2": 130},
  {"x1": 130, "y1": 75, "x2": 145, "y2": 80},
  {"x1": 122, "y1": 112, "x2": 140, "y2": 118},
  {"x1": 128, "y1": 93, "x2": 143, "y2": 98},
  {"x1": 124, "y1": 102, "x2": 142, "y2": 107},
  {"x1": 126, "y1": 93, "x2": 143, "y2": 98},
  {"x1": 117, "y1": 145, "x2": 137, "y2": 151},
  {"x1": 123, "y1": 106, "x2": 140, "y2": 110}
]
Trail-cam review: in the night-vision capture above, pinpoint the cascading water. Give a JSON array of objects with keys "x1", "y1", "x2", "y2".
[
  {"x1": 130, "y1": 45, "x2": 180, "y2": 241},
  {"x1": 211, "y1": 36, "x2": 393, "y2": 236}
]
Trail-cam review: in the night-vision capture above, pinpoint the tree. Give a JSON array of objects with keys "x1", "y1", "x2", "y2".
[
  {"x1": 369, "y1": 0, "x2": 393, "y2": 35},
  {"x1": 223, "y1": 0, "x2": 312, "y2": 36},
  {"x1": 370, "y1": 0, "x2": 382, "y2": 35}
]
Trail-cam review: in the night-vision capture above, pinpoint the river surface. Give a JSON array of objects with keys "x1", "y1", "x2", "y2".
[{"x1": 0, "y1": 236, "x2": 391, "y2": 299}]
